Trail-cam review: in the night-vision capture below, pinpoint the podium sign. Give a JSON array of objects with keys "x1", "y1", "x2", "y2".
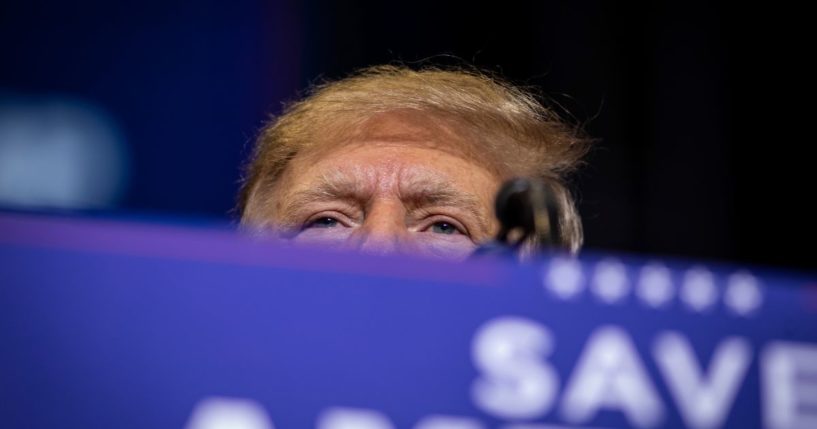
[{"x1": 1, "y1": 214, "x2": 816, "y2": 429}]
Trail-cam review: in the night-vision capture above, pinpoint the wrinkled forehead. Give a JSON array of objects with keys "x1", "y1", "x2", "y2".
[
  {"x1": 281, "y1": 155, "x2": 490, "y2": 207},
  {"x1": 241, "y1": 110, "x2": 507, "y2": 230},
  {"x1": 294, "y1": 109, "x2": 510, "y2": 178}
]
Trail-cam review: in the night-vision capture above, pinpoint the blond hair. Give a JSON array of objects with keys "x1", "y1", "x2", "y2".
[{"x1": 239, "y1": 65, "x2": 591, "y2": 252}]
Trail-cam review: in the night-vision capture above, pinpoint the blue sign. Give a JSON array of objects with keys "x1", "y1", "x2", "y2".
[{"x1": 1, "y1": 213, "x2": 816, "y2": 429}]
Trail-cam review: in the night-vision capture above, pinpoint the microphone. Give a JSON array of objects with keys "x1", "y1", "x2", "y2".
[{"x1": 471, "y1": 177, "x2": 564, "y2": 259}]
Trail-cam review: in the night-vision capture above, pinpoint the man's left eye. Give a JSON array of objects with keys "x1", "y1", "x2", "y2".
[{"x1": 430, "y1": 221, "x2": 459, "y2": 235}]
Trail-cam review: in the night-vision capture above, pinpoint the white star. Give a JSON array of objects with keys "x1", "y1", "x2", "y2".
[
  {"x1": 592, "y1": 258, "x2": 630, "y2": 304},
  {"x1": 186, "y1": 397, "x2": 275, "y2": 429},
  {"x1": 544, "y1": 257, "x2": 585, "y2": 300},
  {"x1": 415, "y1": 416, "x2": 484, "y2": 429},
  {"x1": 724, "y1": 270, "x2": 763, "y2": 316},
  {"x1": 636, "y1": 262, "x2": 675, "y2": 308},
  {"x1": 317, "y1": 408, "x2": 394, "y2": 429},
  {"x1": 680, "y1": 266, "x2": 718, "y2": 312}
]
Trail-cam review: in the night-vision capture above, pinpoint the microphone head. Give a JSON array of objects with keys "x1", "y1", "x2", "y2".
[
  {"x1": 472, "y1": 177, "x2": 563, "y2": 259},
  {"x1": 494, "y1": 178, "x2": 536, "y2": 233}
]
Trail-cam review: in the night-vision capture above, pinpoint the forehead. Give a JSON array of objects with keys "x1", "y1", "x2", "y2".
[
  {"x1": 349, "y1": 110, "x2": 463, "y2": 145},
  {"x1": 282, "y1": 145, "x2": 491, "y2": 201},
  {"x1": 259, "y1": 113, "x2": 501, "y2": 226},
  {"x1": 277, "y1": 111, "x2": 502, "y2": 191},
  {"x1": 298, "y1": 110, "x2": 505, "y2": 175}
]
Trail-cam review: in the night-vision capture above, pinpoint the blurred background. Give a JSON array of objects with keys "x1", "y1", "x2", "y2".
[{"x1": 0, "y1": 1, "x2": 811, "y2": 270}]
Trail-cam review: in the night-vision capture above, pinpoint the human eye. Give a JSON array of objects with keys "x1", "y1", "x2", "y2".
[
  {"x1": 304, "y1": 216, "x2": 341, "y2": 229},
  {"x1": 416, "y1": 216, "x2": 477, "y2": 258},
  {"x1": 430, "y1": 221, "x2": 460, "y2": 235},
  {"x1": 294, "y1": 213, "x2": 353, "y2": 243},
  {"x1": 423, "y1": 216, "x2": 468, "y2": 237}
]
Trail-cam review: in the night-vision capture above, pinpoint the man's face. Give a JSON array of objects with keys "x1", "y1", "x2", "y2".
[{"x1": 261, "y1": 112, "x2": 502, "y2": 260}]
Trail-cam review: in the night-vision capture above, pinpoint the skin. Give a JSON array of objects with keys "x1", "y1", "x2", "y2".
[{"x1": 264, "y1": 112, "x2": 502, "y2": 260}]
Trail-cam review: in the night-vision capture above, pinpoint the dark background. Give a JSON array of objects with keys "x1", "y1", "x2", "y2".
[{"x1": 1, "y1": 1, "x2": 812, "y2": 270}]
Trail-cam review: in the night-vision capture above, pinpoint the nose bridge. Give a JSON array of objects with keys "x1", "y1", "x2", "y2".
[{"x1": 354, "y1": 198, "x2": 409, "y2": 254}]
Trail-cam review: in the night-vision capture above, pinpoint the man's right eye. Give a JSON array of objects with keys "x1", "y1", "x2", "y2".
[{"x1": 305, "y1": 217, "x2": 340, "y2": 229}]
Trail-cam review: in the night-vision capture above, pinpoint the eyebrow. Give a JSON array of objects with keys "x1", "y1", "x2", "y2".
[{"x1": 276, "y1": 172, "x2": 491, "y2": 234}]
